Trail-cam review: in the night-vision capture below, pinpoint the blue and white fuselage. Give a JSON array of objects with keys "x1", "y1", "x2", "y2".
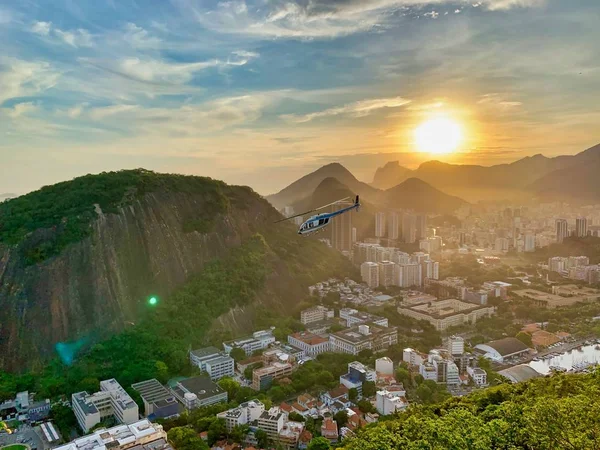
[{"x1": 298, "y1": 195, "x2": 360, "y2": 235}]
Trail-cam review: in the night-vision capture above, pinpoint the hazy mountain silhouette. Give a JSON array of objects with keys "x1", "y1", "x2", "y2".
[
  {"x1": 529, "y1": 160, "x2": 600, "y2": 203},
  {"x1": 371, "y1": 161, "x2": 413, "y2": 189},
  {"x1": 384, "y1": 178, "x2": 467, "y2": 213},
  {"x1": 266, "y1": 162, "x2": 379, "y2": 209}
]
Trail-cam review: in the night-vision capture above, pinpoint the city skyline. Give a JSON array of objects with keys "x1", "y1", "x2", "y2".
[{"x1": 1, "y1": 0, "x2": 599, "y2": 196}]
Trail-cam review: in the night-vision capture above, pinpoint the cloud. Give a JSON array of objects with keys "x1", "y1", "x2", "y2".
[
  {"x1": 478, "y1": 93, "x2": 523, "y2": 109},
  {"x1": 281, "y1": 96, "x2": 411, "y2": 123},
  {"x1": 31, "y1": 21, "x2": 51, "y2": 36},
  {"x1": 30, "y1": 21, "x2": 94, "y2": 47},
  {"x1": 89, "y1": 104, "x2": 140, "y2": 120},
  {"x1": 81, "y1": 50, "x2": 259, "y2": 86},
  {"x1": 122, "y1": 23, "x2": 162, "y2": 48},
  {"x1": 0, "y1": 58, "x2": 60, "y2": 104},
  {"x1": 180, "y1": 0, "x2": 546, "y2": 39},
  {"x1": 4, "y1": 102, "x2": 39, "y2": 118}
]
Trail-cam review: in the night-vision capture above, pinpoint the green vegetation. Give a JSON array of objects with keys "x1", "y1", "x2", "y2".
[
  {"x1": 342, "y1": 371, "x2": 600, "y2": 450},
  {"x1": 1, "y1": 445, "x2": 28, "y2": 450},
  {"x1": 0, "y1": 169, "x2": 229, "y2": 263},
  {"x1": 528, "y1": 236, "x2": 600, "y2": 264}
]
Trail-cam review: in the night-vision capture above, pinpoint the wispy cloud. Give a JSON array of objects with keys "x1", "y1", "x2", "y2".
[
  {"x1": 181, "y1": 0, "x2": 546, "y2": 39},
  {"x1": 30, "y1": 21, "x2": 94, "y2": 47},
  {"x1": 478, "y1": 93, "x2": 523, "y2": 109},
  {"x1": 281, "y1": 96, "x2": 411, "y2": 123},
  {"x1": 4, "y1": 102, "x2": 39, "y2": 118},
  {"x1": 0, "y1": 58, "x2": 60, "y2": 105},
  {"x1": 121, "y1": 23, "x2": 162, "y2": 49}
]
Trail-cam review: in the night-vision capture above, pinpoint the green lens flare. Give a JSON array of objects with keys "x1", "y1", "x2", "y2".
[{"x1": 149, "y1": 296, "x2": 158, "y2": 305}]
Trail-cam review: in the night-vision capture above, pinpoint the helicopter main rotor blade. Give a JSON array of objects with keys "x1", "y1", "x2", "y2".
[{"x1": 273, "y1": 196, "x2": 352, "y2": 223}]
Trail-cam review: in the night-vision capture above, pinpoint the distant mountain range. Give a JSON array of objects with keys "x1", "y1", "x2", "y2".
[
  {"x1": 268, "y1": 142, "x2": 600, "y2": 207},
  {"x1": 266, "y1": 163, "x2": 379, "y2": 209},
  {"x1": 383, "y1": 177, "x2": 467, "y2": 213}
]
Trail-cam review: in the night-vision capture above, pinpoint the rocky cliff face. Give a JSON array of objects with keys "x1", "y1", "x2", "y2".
[{"x1": 0, "y1": 187, "x2": 276, "y2": 371}]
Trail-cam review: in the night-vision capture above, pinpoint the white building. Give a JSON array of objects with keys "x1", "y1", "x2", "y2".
[
  {"x1": 340, "y1": 362, "x2": 377, "y2": 394},
  {"x1": 340, "y1": 308, "x2": 388, "y2": 328},
  {"x1": 524, "y1": 234, "x2": 536, "y2": 252},
  {"x1": 393, "y1": 263, "x2": 422, "y2": 288},
  {"x1": 388, "y1": 212, "x2": 401, "y2": 240},
  {"x1": 55, "y1": 420, "x2": 169, "y2": 450},
  {"x1": 223, "y1": 329, "x2": 276, "y2": 356},
  {"x1": 378, "y1": 261, "x2": 396, "y2": 287},
  {"x1": 300, "y1": 306, "x2": 334, "y2": 325},
  {"x1": 419, "y1": 363, "x2": 438, "y2": 381},
  {"x1": 189, "y1": 347, "x2": 234, "y2": 380},
  {"x1": 72, "y1": 379, "x2": 139, "y2": 433},
  {"x1": 467, "y1": 367, "x2": 488, "y2": 386},
  {"x1": 330, "y1": 325, "x2": 398, "y2": 355},
  {"x1": 447, "y1": 336, "x2": 465, "y2": 356},
  {"x1": 375, "y1": 212, "x2": 386, "y2": 238},
  {"x1": 576, "y1": 217, "x2": 588, "y2": 238},
  {"x1": 257, "y1": 407, "x2": 287, "y2": 440},
  {"x1": 494, "y1": 237, "x2": 510, "y2": 253},
  {"x1": 287, "y1": 332, "x2": 330, "y2": 356},
  {"x1": 421, "y1": 260, "x2": 439, "y2": 280},
  {"x1": 217, "y1": 400, "x2": 265, "y2": 432},
  {"x1": 361, "y1": 262, "x2": 380, "y2": 288},
  {"x1": 170, "y1": 377, "x2": 228, "y2": 410},
  {"x1": 556, "y1": 219, "x2": 569, "y2": 243},
  {"x1": 375, "y1": 357, "x2": 394, "y2": 375},
  {"x1": 376, "y1": 390, "x2": 408, "y2": 416},
  {"x1": 402, "y1": 348, "x2": 424, "y2": 367}
]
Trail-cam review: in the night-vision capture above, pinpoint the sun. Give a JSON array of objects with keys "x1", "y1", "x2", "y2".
[{"x1": 414, "y1": 117, "x2": 463, "y2": 154}]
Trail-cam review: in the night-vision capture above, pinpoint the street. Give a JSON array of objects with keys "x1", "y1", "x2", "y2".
[{"x1": 0, "y1": 424, "x2": 45, "y2": 450}]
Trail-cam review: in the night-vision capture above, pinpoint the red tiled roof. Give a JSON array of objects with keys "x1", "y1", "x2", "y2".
[
  {"x1": 280, "y1": 402, "x2": 293, "y2": 412},
  {"x1": 328, "y1": 385, "x2": 349, "y2": 398},
  {"x1": 299, "y1": 430, "x2": 313, "y2": 443},
  {"x1": 292, "y1": 402, "x2": 308, "y2": 412}
]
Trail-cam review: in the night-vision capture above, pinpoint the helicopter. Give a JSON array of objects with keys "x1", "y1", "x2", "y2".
[{"x1": 276, "y1": 195, "x2": 360, "y2": 236}]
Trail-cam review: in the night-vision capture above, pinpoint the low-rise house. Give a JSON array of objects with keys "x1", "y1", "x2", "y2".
[{"x1": 321, "y1": 418, "x2": 339, "y2": 443}]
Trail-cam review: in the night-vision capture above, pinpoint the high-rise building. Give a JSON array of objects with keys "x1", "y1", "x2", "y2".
[
  {"x1": 416, "y1": 215, "x2": 427, "y2": 240},
  {"x1": 556, "y1": 219, "x2": 568, "y2": 243},
  {"x1": 361, "y1": 262, "x2": 380, "y2": 288},
  {"x1": 402, "y1": 213, "x2": 417, "y2": 244},
  {"x1": 331, "y1": 200, "x2": 353, "y2": 252},
  {"x1": 576, "y1": 217, "x2": 588, "y2": 238},
  {"x1": 375, "y1": 212, "x2": 386, "y2": 238},
  {"x1": 393, "y1": 263, "x2": 422, "y2": 288},
  {"x1": 387, "y1": 212, "x2": 401, "y2": 240},
  {"x1": 524, "y1": 234, "x2": 536, "y2": 252},
  {"x1": 447, "y1": 336, "x2": 465, "y2": 356},
  {"x1": 378, "y1": 261, "x2": 396, "y2": 287},
  {"x1": 421, "y1": 260, "x2": 439, "y2": 280}
]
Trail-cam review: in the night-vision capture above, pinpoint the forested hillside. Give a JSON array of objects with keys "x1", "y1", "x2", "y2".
[{"x1": 343, "y1": 371, "x2": 600, "y2": 449}]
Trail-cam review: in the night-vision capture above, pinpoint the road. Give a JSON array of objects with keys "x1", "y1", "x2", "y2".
[{"x1": 0, "y1": 424, "x2": 44, "y2": 450}]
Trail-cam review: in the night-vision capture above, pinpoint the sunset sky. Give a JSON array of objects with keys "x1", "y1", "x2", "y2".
[{"x1": 1, "y1": 0, "x2": 599, "y2": 195}]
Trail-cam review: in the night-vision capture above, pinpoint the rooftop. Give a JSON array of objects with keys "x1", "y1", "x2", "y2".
[
  {"x1": 176, "y1": 377, "x2": 225, "y2": 400},
  {"x1": 189, "y1": 346, "x2": 221, "y2": 359},
  {"x1": 403, "y1": 298, "x2": 488, "y2": 318},
  {"x1": 131, "y1": 379, "x2": 173, "y2": 405},
  {"x1": 498, "y1": 365, "x2": 542, "y2": 383},
  {"x1": 479, "y1": 337, "x2": 529, "y2": 356},
  {"x1": 332, "y1": 324, "x2": 397, "y2": 344},
  {"x1": 289, "y1": 332, "x2": 328, "y2": 346}
]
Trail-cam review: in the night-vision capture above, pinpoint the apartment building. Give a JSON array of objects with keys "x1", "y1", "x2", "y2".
[
  {"x1": 223, "y1": 329, "x2": 276, "y2": 356},
  {"x1": 189, "y1": 346, "x2": 235, "y2": 380},
  {"x1": 252, "y1": 363, "x2": 293, "y2": 391},
  {"x1": 329, "y1": 324, "x2": 398, "y2": 355},
  {"x1": 55, "y1": 420, "x2": 171, "y2": 450},
  {"x1": 339, "y1": 308, "x2": 388, "y2": 328},
  {"x1": 287, "y1": 332, "x2": 330, "y2": 357},
  {"x1": 300, "y1": 306, "x2": 334, "y2": 325},
  {"x1": 217, "y1": 400, "x2": 265, "y2": 432},
  {"x1": 72, "y1": 379, "x2": 139, "y2": 433},
  {"x1": 257, "y1": 407, "x2": 287, "y2": 440},
  {"x1": 398, "y1": 299, "x2": 494, "y2": 331},
  {"x1": 360, "y1": 262, "x2": 380, "y2": 288},
  {"x1": 170, "y1": 377, "x2": 228, "y2": 410}
]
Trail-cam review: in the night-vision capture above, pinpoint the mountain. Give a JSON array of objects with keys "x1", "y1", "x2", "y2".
[
  {"x1": 266, "y1": 163, "x2": 380, "y2": 209},
  {"x1": 384, "y1": 178, "x2": 467, "y2": 213},
  {"x1": 400, "y1": 143, "x2": 600, "y2": 202},
  {"x1": 0, "y1": 169, "x2": 352, "y2": 371},
  {"x1": 291, "y1": 177, "x2": 377, "y2": 240},
  {"x1": 528, "y1": 160, "x2": 600, "y2": 203},
  {"x1": 371, "y1": 161, "x2": 413, "y2": 189}
]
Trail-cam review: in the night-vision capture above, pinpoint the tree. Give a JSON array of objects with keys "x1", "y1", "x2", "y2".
[
  {"x1": 395, "y1": 368, "x2": 410, "y2": 386},
  {"x1": 334, "y1": 410, "x2": 348, "y2": 428},
  {"x1": 516, "y1": 331, "x2": 533, "y2": 347},
  {"x1": 207, "y1": 419, "x2": 226, "y2": 446},
  {"x1": 414, "y1": 374, "x2": 424, "y2": 386},
  {"x1": 50, "y1": 404, "x2": 78, "y2": 440},
  {"x1": 362, "y1": 381, "x2": 376, "y2": 398},
  {"x1": 307, "y1": 436, "x2": 332, "y2": 450},
  {"x1": 155, "y1": 361, "x2": 169, "y2": 383},
  {"x1": 288, "y1": 412, "x2": 306, "y2": 422},
  {"x1": 357, "y1": 399, "x2": 377, "y2": 414},
  {"x1": 416, "y1": 384, "x2": 433, "y2": 404},
  {"x1": 167, "y1": 426, "x2": 209, "y2": 450},
  {"x1": 217, "y1": 377, "x2": 240, "y2": 399},
  {"x1": 230, "y1": 424, "x2": 249, "y2": 443},
  {"x1": 229, "y1": 347, "x2": 246, "y2": 362},
  {"x1": 255, "y1": 429, "x2": 270, "y2": 449},
  {"x1": 348, "y1": 388, "x2": 359, "y2": 403}
]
